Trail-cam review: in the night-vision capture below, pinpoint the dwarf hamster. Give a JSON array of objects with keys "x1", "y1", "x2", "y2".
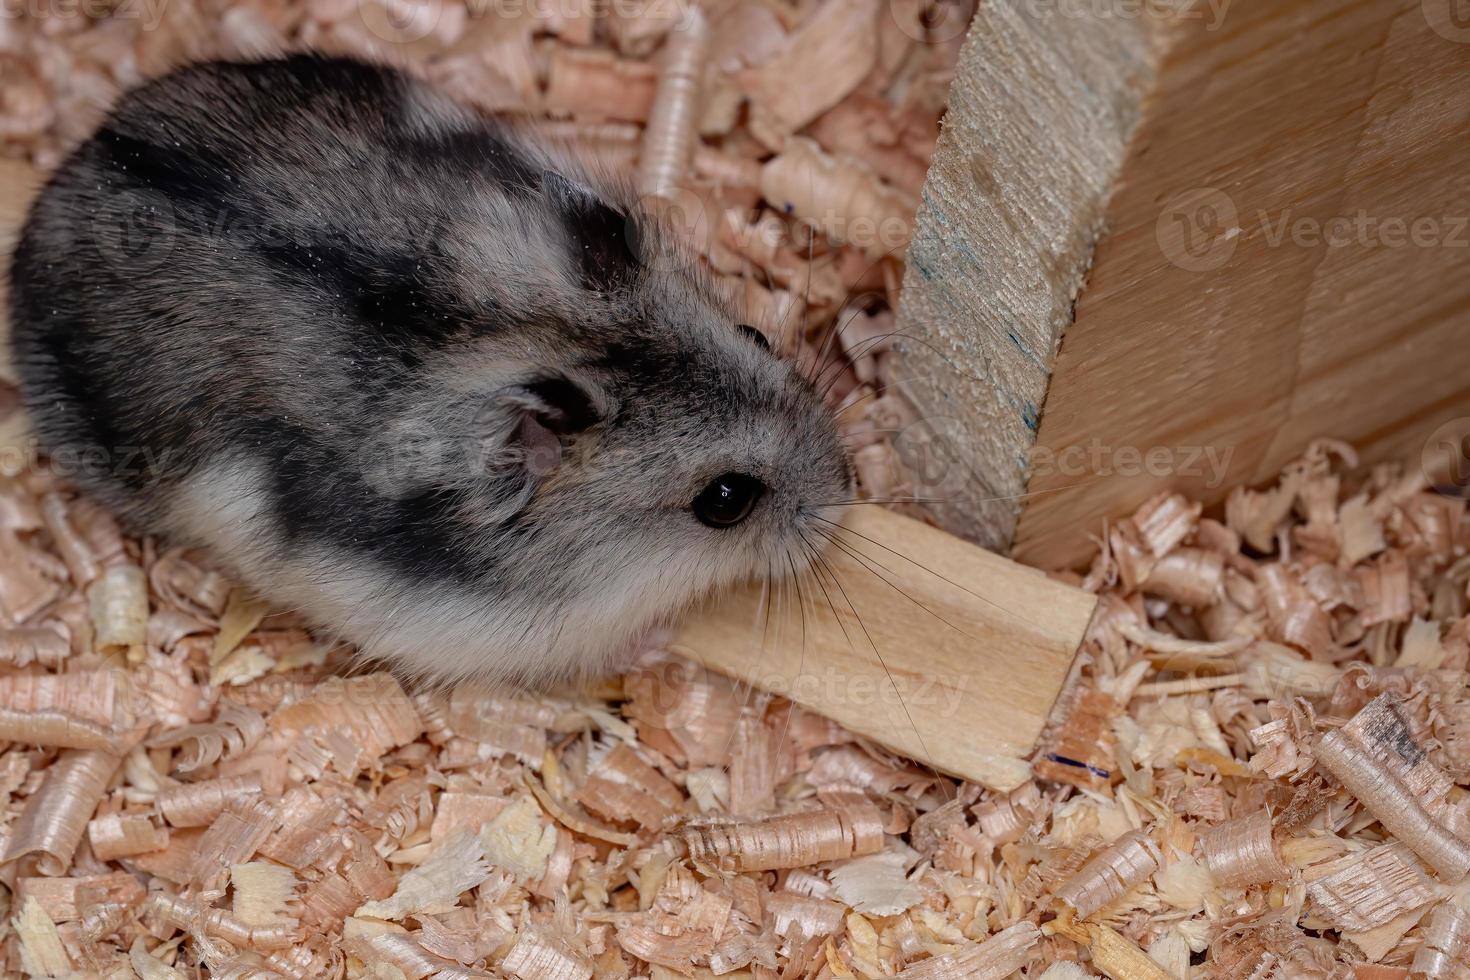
[{"x1": 9, "y1": 54, "x2": 852, "y2": 684}]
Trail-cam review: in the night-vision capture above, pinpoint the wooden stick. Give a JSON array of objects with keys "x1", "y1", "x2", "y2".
[
  {"x1": 670, "y1": 506, "x2": 1095, "y2": 789},
  {"x1": 0, "y1": 162, "x2": 1096, "y2": 786}
]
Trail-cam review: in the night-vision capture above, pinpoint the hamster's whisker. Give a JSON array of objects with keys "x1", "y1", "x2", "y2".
[
  {"x1": 802, "y1": 296, "x2": 869, "y2": 384},
  {"x1": 802, "y1": 537, "x2": 954, "y2": 803},
  {"x1": 792, "y1": 232, "x2": 819, "y2": 373},
  {"x1": 713, "y1": 558, "x2": 779, "y2": 768},
  {"x1": 806, "y1": 303, "x2": 883, "y2": 393},
  {"x1": 814, "y1": 328, "x2": 954, "y2": 402},
  {"x1": 790, "y1": 550, "x2": 810, "y2": 672},
  {"x1": 812, "y1": 516, "x2": 1051, "y2": 635},
  {"x1": 768, "y1": 545, "x2": 811, "y2": 770},
  {"x1": 810, "y1": 525, "x2": 975, "y2": 642},
  {"x1": 803, "y1": 238, "x2": 912, "y2": 374},
  {"x1": 789, "y1": 167, "x2": 823, "y2": 379},
  {"x1": 815, "y1": 483, "x2": 1093, "y2": 509}
]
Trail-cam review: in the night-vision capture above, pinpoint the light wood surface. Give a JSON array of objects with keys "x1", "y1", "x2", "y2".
[
  {"x1": 891, "y1": 0, "x2": 1160, "y2": 553},
  {"x1": 1012, "y1": 0, "x2": 1470, "y2": 568},
  {"x1": 895, "y1": 0, "x2": 1470, "y2": 570},
  {"x1": 671, "y1": 506, "x2": 1096, "y2": 788}
]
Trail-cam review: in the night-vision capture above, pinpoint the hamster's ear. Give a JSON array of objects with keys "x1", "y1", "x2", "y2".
[
  {"x1": 504, "y1": 373, "x2": 599, "y2": 437},
  {"x1": 492, "y1": 371, "x2": 601, "y2": 480},
  {"x1": 541, "y1": 169, "x2": 642, "y2": 293}
]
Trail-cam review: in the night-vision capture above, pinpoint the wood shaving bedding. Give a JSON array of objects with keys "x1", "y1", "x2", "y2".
[
  {"x1": 0, "y1": 439, "x2": 1460, "y2": 978},
  {"x1": 3, "y1": 3, "x2": 1470, "y2": 979}
]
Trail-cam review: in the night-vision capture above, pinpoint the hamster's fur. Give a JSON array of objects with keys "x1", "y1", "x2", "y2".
[{"x1": 9, "y1": 54, "x2": 851, "y2": 684}]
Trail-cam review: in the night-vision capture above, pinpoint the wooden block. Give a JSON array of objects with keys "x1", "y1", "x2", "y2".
[
  {"x1": 670, "y1": 506, "x2": 1096, "y2": 789},
  {"x1": 890, "y1": 0, "x2": 1159, "y2": 555},
  {"x1": 897, "y1": 0, "x2": 1470, "y2": 569}
]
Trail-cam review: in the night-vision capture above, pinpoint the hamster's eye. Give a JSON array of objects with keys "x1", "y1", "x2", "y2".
[
  {"x1": 692, "y1": 473, "x2": 766, "y2": 528},
  {"x1": 737, "y1": 324, "x2": 770, "y2": 352}
]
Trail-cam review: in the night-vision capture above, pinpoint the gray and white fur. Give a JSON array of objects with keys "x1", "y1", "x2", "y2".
[{"x1": 9, "y1": 55, "x2": 851, "y2": 685}]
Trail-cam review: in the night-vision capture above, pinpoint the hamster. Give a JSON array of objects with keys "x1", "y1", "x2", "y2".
[{"x1": 8, "y1": 54, "x2": 852, "y2": 685}]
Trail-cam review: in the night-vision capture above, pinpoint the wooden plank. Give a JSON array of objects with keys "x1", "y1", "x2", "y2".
[
  {"x1": 890, "y1": 0, "x2": 1161, "y2": 553},
  {"x1": 895, "y1": 0, "x2": 1470, "y2": 570},
  {"x1": 670, "y1": 506, "x2": 1096, "y2": 789},
  {"x1": 1011, "y1": 0, "x2": 1470, "y2": 568}
]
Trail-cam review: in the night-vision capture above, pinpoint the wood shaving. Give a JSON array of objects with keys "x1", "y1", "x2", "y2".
[
  {"x1": 158, "y1": 774, "x2": 265, "y2": 827},
  {"x1": 1053, "y1": 828, "x2": 1163, "y2": 919},
  {"x1": 761, "y1": 136, "x2": 915, "y2": 257},
  {"x1": 1314, "y1": 709, "x2": 1470, "y2": 880},
  {"x1": 5, "y1": 746, "x2": 129, "y2": 873},
  {"x1": 88, "y1": 810, "x2": 170, "y2": 861},
  {"x1": 1412, "y1": 892, "x2": 1470, "y2": 978},
  {"x1": 683, "y1": 802, "x2": 884, "y2": 873},
  {"x1": 636, "y1": 7, "x2": 708, "y2": 201},
  {"x1": 740, "y1": 0, "x2": 879, "y2": 146},
  {"x1": 1306, "y1": 843, "x2": 1437, "y2": 932},
  {"x1": 1198, "y1": 810, "x2": 1287, "y2": 890}
]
